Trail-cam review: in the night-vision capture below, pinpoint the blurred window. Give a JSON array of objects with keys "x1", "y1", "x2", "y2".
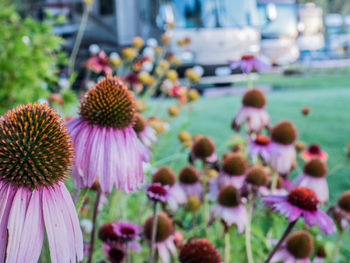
[
  {"x1": 100, "y1": 0, "x2": 114, "y2": 15},
  {"x1": 258, "y1": 3, "x2": 297, "y2": 37},
  {"x1": 168, "y1": 0, "x2": 258, "y2": 28}
]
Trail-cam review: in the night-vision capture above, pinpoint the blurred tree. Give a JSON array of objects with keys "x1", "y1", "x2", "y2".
[{"x1": 0, "y1": 2, "x2": 66, "y2": 114}]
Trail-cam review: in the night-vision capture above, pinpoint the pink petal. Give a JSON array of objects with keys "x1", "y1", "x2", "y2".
[
  {"x1": 0, "y1": 183, "x2": 16, "y2": 262},
  {"x1": 157, "y1": 243, "x2": 170, "y2": 263},
  {"x1": 42, "y1": 186, "x2": 70, "y2": 263},
  {"x1": 6, "y1": 187, "x2": 32, "y2": 262},
  {"x1": 58, "y1": 183, "x2": 84, "y2": 261},
  {"x1": 314, "y1": 209, "x2": 336, "y2": 235},
  {"x1": 16, "y1": 189, "x2": 44, "y2": 263}
]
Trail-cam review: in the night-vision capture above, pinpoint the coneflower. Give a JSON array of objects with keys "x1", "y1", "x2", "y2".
[
  {"x1": 211, "y1": 185, "x2": 248, "y2": 233},
  {"x1": 293, "y1": 158, "x2": 329, "y2": 203},
  {"x1": 270, "y1": 120, "x2": 297, "y2": 175},
  {"x1": 232, "y1": 88, "x2": 270, "y2": 133},
  {"x1": 189, "y1": 135, "x2": 217, "y2": 164},
  {"x1": 248, "y1": 134, "x2": 272, "y2": 163},
  {"x1": 264, "y1": 187, "x2": 335, "y2": 235},
  {"x1": 144, "y1": 212, "x2": 177, "y2": 263},
  {"x1": 269, "y1": 230, "x2": 314, "y2": 263},
  {"x1": 178, "y1": 165, "x2": 203, "y2": 199},
  {"x1": 152, "y1": 166, "x2": 187, "y2": 211},
  {"x1": 0, "y1": 103, "x2": 83, "y2": 263},
  {"x1": 67, "y1": 76, "x2": 144, "y2": 193}
]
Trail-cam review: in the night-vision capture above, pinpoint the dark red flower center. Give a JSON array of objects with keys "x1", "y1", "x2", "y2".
[
  {"x1": 108, "y1": 246, "x2": 125, "y2": 263},
  {"x1": 288, "y1": 187, "x2": 319, "y2": 211},
  {"x1": 98, "y1": 223, "x2": 118, "y2": 242},
  {"x1": 148, "y1": 184, "x2": 168, "y2": 197},
  {"x1": 179, "y1": 238, "x2": 222, "y2": 263},
  {"x1": 308, "y1": 144, "x2": 321, "y2": 154},
  {"x1": 120, "y1": 226, "x2": 135, "y2": 236},
  {"x1": 254, "y1": 135, "x2": 270, "y2": 146},
  {"x1": 241, "y1": 54, "x2": 255, "y2": 60}
]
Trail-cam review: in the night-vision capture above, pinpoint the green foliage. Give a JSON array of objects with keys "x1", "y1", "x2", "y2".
[{"x1": 0, "y1": 3, "x2": 65, "y2": 114}]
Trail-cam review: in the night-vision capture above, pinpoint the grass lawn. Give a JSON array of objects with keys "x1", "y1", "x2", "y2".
[{"x1": 151, "y1": 70, "x2": 350, "y2": 203}]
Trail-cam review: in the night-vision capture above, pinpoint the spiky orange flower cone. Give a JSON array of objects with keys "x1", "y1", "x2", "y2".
[
  {"x1": 0, "y1": 102, "x2": 83, "y2": 263},
  {"x1": 66, "y1": 76, "x2": 145, "y2": 193}
]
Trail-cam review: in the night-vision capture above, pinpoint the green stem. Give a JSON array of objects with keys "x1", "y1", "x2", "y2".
[
  {"x1": 75, "y1": 187, "x2": 88, "y2": 213},
  {"x1": 332, "y1": 231, "x2": 342, "y2": 260},
  {"x1": 224, "y1": 230, "x2": 231, "y2": 263},
  {"x1": 87, "y1": 188, "x2": 102, "y2": 263},
  {"x1": 270, "y1": 171, "x2": 279, "y2": 191},
  {"x1": 245, "y1": 193, "x2": 254, "y2": 263},
  {"x1": 264, "y1": 220, "x2": 297, "y2": 263},
  {"x1": 202, "y1": 163, "x2": 209, "y2": 237},
  {"x1": 247, "y1": 73, "x2": 253, "y2": 89},
  {"x1": 148, "y1": 201, "x2": 158, "y2": 263},
  {"x1": 68, "y1": 3, "x2": 91, "y2": 75}
]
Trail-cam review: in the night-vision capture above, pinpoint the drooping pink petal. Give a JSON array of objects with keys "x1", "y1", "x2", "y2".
[
  {"x1": 5, "y1": 187, "x2": 32, "y2": 262},
  {"x1": 314, "y1": 210, "x2": 336, "y2": 235},
  {"x1": 16, "y1": 188, "x2": 44, "y2": 263},
  {"x1": 58, "y1": 183, "x2": 84, "y2": 261},
  {"x1": 272, "y1": 201, "x2": 301, "y2": 222},
  {"x1": 0, "y1": 183, "x2": 17, "y2": 262},
  {"x1": 157, "y1": 243, "x2": 170, "y2": 263},
  {"x1": 42, "y1": 186, "x2": 70, "y2": 263}
]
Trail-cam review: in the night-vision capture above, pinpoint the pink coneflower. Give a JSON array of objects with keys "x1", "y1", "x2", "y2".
[
  {"x1": 152, "y1": 166, "x2": 187, "y2": 211},
  {"x1": 248, "y1": 134, "x2": 272, "y2": 163},
  {"x1": 189, "y1": 135, "x2": 217, "y2": 164},
  {"x1": 144, "y1": 212, "x2": 177, "y2": 263},
  {"x1": 208, "y1": 153, "x2": 247, "y2": 201},
  {"x1": 67, "y1": 76, "x2": 144, "y2": 193},
  {"x1": 85, "y1": 50, "x2": 112, "y2": 75},
  {"x1": 301, "y1": 144, "x2": 328, "y2": 162},
  {"x1": 179, "y1": 238, "x2": 222, "y2": 263},
  {"x1": 178, "y1": 165, "x2": 203, "y2": 199},
  {"x1": 314, "y1": 246, "x2": 326, "y2": 263},
  {"x1": 243, "y1": 166, "x2": 270, "y2": 196},
  {"x1": 99, "y1": 222, "x2": 119, "y2": 243},
  {"x1": 0, "y1": 103, "x2": 83, "y2": 263},
  {"x1": 232, "y1": 88, "x2": 270, "y2": 133},
  {"x1": 329, "y1": 190, "x2": 350, "y2": 231},
  {"x1": 270, "y1": 230, "x2": 314, "y2": 263},
  {"x1": 114, "y1": 221, "x2": 141, "y2": 241},
  {"x1": 147, "y1": 183, "x2": 169, "y2": 203},
  {"x1": 270, "y1": 120, "x2": 297, "y2": 175},
  {"x1": 133, "y1": 114, "x2": 157, "y2": 148},
  {"x1": 293, "y1": 158, "x2": 329, "y2": 203},
  {"x1": 229, "y1": 54, "x2": 269, "y2": 73},
  {"x1": 211, "y1": 185, "x2": 248, "y2": 233},
  {"x1": 103, "y1": 243, "x2": 126, "y2": 263},
  {"x1": 219, "y1": 153, "x2": 247, "y2": 189},
  {"x1": 264, "y1": 186, "x2": 335, "y2": 234}
]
